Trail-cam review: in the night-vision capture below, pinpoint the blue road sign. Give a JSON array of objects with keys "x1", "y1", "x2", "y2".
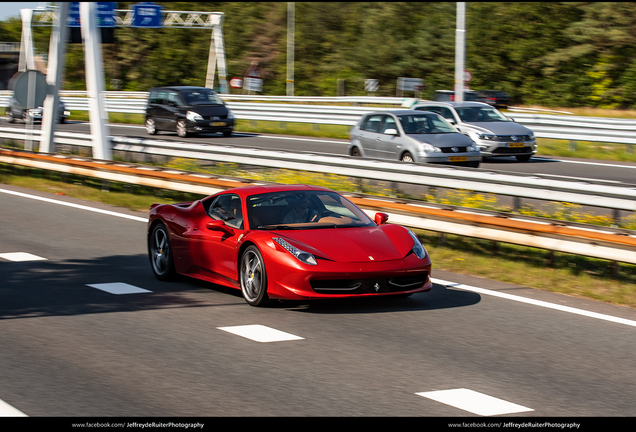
[
  {"x1": 132, "y1": 3, "x2": 163, "y2": 28},
  {"x1": 67, "y1": 2, "x2": 117, "y2": 28}
]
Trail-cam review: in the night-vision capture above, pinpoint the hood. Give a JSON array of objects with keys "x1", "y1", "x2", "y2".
[
  {"x1": 462, "y1": 121, "x2": 532, "y2": 135},
  {"x1": 277, "y1": 224, "x2": 414, "y2": 263},
  {"x1": 410, "y1": 132, "x2": 474, "y2": 147},
  {"x1": 183, "y1": 105, "x2": 229, "y2": 116}
]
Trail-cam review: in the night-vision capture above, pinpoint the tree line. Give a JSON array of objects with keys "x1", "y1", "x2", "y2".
[{"x1": 1, "y1": 2, "x2": 635, "y2": 108}]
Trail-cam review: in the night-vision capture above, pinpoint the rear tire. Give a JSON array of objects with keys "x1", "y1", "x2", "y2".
[
  {"x1": 146, "y1": 117, "x2": 157, "y2": 135},
  {"x1": 149, "y1": 222, "x2": 176, "y2": 281},
  {"x1": 350, "y1": 147, "x2": 362, "y2": 157}
]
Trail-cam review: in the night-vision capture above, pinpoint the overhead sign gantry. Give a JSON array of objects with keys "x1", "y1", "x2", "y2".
[{"x1": 24, "y1": 3, "x2": 229, "y2": 160}]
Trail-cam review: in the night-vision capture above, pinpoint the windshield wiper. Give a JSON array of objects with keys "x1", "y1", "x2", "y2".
[{"x1": 258, "y1": 224, "x2": 297, "y2": 230}]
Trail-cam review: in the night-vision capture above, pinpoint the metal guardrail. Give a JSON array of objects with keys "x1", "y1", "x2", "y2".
[
  {"x1": 2, "y1": 147, "x2": 636, "y2": 265},
  {"x1": 1, "y1": 91, "x2": 635, "y2": 145},
  {"x1": 1, "y1": 127, "x2": 636, "y2": 213}
]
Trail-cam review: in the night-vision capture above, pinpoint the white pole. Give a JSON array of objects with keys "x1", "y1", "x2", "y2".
[
  {"x1": 455, "y1": 2, "x2": 466, "y2": 103},
  {"x1": 286, "y1": 2, "x2": 295, "y2": 96},
  {"x1": 41, "y1": 2, "x2": 70, "y2": 154},
  {"x1": 19, "y1": 9, "x2": 35, "y2": 71},
  {"x1": 80, "y1": 2, "x2": 111, "y2": 160},
  {"x1": 212, "y1": 13, "x2": 228, "y2": 94}
]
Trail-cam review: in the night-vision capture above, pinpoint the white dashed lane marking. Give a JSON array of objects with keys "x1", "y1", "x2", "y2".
[
  {"x1": 0, "y1": 252, "x2": 47, "y2": 262},
  {"x1": 416, "y1": 388, "x2": 534, "y2": 416},
  {"x1": 218, "y1": 325, "x2": 304, "y2": 343},
  {"x1": 0, "y1": 398, "x2": 27, "y2": 417},
  {"x1": 86, "y1": 282, "x2": 152, "y2": 295}
]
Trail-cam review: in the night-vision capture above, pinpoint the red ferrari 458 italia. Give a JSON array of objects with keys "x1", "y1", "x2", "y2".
[{"x1": 147, "y1": 184, "x2": 432, "y2": 306}]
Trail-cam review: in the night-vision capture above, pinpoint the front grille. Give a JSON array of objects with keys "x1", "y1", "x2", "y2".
[
  {"x1": 495, "y1": 135, "x2": 532, "y2": 142},
  {"x1": 310, "y1": 272, "x2": 428, "y2": 294},
  {"x1": 492, "y1": 146, "x2": 530, "y2": 154},
  {"x1": 440, "y1": 147, "x2": 468, "y2": 153},
  {"x1": 201, "y1": 115, "x2": 228, "y2": 120}
]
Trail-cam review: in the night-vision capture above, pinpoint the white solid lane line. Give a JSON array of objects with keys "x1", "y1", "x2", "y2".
[
  {"x1": 433, "y1": 278, "x2": 636, "y2": 328},
  {"x1": 0, "y1": 187, "x2": 148, "y2": 223},
  {"x1": 416, "y1": 388, "x2": 533, "y2": 416}
]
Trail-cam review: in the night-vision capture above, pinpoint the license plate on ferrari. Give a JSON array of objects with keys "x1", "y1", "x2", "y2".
[
  {"x1": 448, "y1": 156, "x2": 468, "y2": 162},
  {"x1": 211, "y1": 121, "x2": 226, "y2": 126},
  {"x1": 508, "y1": 142, "x2": 525, "y2": 148}
]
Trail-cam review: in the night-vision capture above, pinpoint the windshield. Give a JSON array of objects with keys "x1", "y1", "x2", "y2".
[
  {"x1": 456, "y1": 106, "x2": 509, "y2": 123},
  {"x1": 398, "y1": 113, "x2": 457, "y2": 134},
  {"x1": 246, "y1": 190, "x2": 374, "y2": 230},
  {"x1": 180, "y1": 88, "x2": 224, "y2": 106}
]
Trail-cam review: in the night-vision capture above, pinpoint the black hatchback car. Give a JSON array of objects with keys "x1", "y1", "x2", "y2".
[
  {"x1": 145, "y1": 86, "x2": 235, "y2": 137},
  {"x1": 475, "y1": 90, "x2": 510, "y2": 109}
]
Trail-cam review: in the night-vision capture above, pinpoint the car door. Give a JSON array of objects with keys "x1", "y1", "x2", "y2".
[
  {"x1": 355, "y1": 114, "x2": 384, "y2": 158},
  {"x1": 165, "y1": 91, "x2": 185, "y2": 132},
  {"x1": 375, "y1": 114, "x2": 402, "y2": 160},
  {"x1": 151, "y1": 89, "x2": 170, "y2": 129},
  {"x1": 188, "y1": 194, "x2": 244, "y2": 285}
]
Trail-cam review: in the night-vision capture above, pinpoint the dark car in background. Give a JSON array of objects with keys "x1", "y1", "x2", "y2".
[
  {"x1": 475, "y1": 90, "x2": 510, "y2": 109},
  {"x1": 6, "y1": 96, "x2": 70, "y2": 123},
  {"x1": 145, "y1": 86, "x2": 235, "y2": 138},
  {"x1": 434, "y1": 89, "x2": 478, "y2": 102}
]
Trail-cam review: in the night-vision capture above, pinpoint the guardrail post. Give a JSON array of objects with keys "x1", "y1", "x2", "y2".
[{"x1": 569, "y1": 140, "x2": 577, "y2": 152}]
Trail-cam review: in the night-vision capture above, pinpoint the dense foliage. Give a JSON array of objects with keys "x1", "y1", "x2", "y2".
[{"x1": 3, "y1": 2, "x2": 636, "y2": 108}]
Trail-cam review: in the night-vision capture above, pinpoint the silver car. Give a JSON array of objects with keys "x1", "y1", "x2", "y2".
[
  {"x1": 412, "y1": 101, "x2": 536, "y2": 162},
  {"x1": 349, "y1": 110, "x2": 481, "y2": 167}
]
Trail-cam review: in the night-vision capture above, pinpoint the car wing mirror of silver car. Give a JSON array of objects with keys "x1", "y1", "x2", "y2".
[{"x1": 384, "y1": 128, "x2": 399, "y2": 135}]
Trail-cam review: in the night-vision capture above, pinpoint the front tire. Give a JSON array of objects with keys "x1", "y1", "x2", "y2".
[
  {"x1": 240, "y1": 246, "x2": 270, "y2": 307},
  {"x1": 350, "y1": 147, "x2": 362, "y2": 157},
  {"x1": 149, "y1": 222, "x2": 176, "y2": 281},
  {"x1": 6, "y1": 110, "x2": 14, "y2": 123},
  {"x1": 401, "y1": 152, "x2": 414, "y2": 162},
  {"x1": 176, "y1": 119, "x2": 189, "y2": 138},
  {"x1": 516, "y1": 154, "x2": 531, "y2": 162}
]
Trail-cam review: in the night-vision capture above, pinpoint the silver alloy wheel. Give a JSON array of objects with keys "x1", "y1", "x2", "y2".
[
  {"x1": 240, "y1": 247, "x2": 268, "y2": 306},
  {"x1": 401, "y1": 152, "x2": 414, "y2": 162},
  {"x1": 150, "y1": 226, "x2": 170, "y2": 276},
  {"x1": 177, "y1": 119, "x2": 188, "y2": 138},
  {"x1": 146, "y1": 117, "x2": 156, "y2": 135}
]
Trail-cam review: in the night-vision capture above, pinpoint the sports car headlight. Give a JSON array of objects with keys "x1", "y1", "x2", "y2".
[
  {"x1": 227, "y1": 110, "x2": 235, "y2": 120},
  {"x1": 273, "y1": 237, "x2": 317, "y2": 266},
  {"x1": 186, "y1": 111, "x2": 203, "y2": 122},
  {"x1": 407, "y1": 230, "x2": 428, "y2": 259}
]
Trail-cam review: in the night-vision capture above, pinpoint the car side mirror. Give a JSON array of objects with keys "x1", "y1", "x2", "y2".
[
  {"x1": 207, "y1": 220, "x2": 234, "y2": 235},
  {"x1": 384, "y1": 128, "x2": 399, "y2": 135},
  {"x1": 448, "y1": 119, "x2": 456, "y2": 125},
  {"x1": 508, "y1": 117, "x2": 514, "y2": 122},
  {"x1": 374, "y1": 212, "x2": 389, "y2": 225}
]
